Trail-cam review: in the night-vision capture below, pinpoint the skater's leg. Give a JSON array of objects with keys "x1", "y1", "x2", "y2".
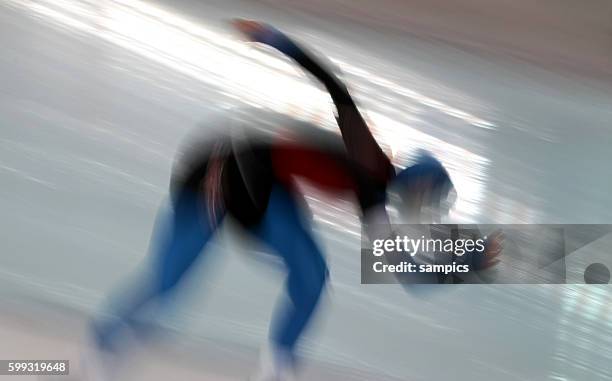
[
  {"x1": 93, "y1": 190, "x2": 220, "y2": 350},
  {"x1": 252, "y1": 186, "x2": 328, "y2": 361}
]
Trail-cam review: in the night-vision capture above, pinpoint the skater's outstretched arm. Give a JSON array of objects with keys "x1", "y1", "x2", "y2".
[{"x1": 232, "y1": 20, "x2": 393, "y2": 181}]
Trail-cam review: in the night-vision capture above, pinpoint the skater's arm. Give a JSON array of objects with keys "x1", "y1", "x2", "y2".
[{"x1": 233, "y1": 20, "x2": 392, "y2": 181}]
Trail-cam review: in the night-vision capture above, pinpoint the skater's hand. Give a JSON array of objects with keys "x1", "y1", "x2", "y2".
[
  {"x1": 231, "y1": 19, "x2": 301, "y2": 59},
  {"x1": 481, "y1": 229, "x2": 504, "y2": 269},
  {"x1": 231, "y1": 19, "x2": 272, "y2": 42}
]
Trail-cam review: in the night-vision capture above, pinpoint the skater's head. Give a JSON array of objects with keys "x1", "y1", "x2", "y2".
[{"x1": 390, "y1": 151, "x2": 455, "y2": 223}]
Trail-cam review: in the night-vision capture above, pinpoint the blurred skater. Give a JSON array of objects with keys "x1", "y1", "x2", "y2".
[{"x1": 89, "y1": 20, "x2": 464, "y2": 380}]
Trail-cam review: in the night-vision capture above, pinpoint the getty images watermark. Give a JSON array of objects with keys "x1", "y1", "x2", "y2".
[{"x1": 361, "y1": 224, "x2": 612, "y2": 284}]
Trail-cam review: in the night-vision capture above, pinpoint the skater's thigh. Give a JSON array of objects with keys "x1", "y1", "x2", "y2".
[
  {"x1": 250, "y1": 186, "x2": 327, "y2": 279},
  {"x1": 151, "y1": 191, "x2": 221, "y2": 292}
]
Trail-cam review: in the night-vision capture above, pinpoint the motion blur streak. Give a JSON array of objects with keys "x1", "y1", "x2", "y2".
[
  {"x1": 6, "y1": 0, "x2": 491, "y2": 221},
  {"x1": 2, "y1": 0, "x2": 612, "y2": 380}
]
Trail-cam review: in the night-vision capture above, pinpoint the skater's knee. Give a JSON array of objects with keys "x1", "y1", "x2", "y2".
[
  {"x1": 299, "y1": 263, "x2": 328, "y2": 306},
  {"x1": 158, "y1": 270, "x2": 183, "y2": 294}
]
